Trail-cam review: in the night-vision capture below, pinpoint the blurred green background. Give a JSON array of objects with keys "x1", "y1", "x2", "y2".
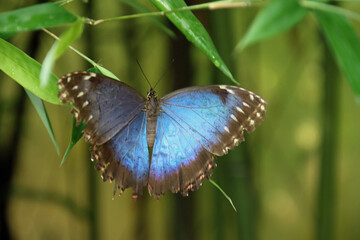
[{"x1": 1, "y1": 0, "x2": 360, "y2": 240}]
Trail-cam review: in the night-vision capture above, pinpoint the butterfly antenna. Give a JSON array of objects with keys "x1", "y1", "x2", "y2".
[
  {"x1": 153, "y1": 59, "x2": 175, "y2": 89},
  {"x1": 136, "y1": 59, "x2": 152, "y2": 88}
]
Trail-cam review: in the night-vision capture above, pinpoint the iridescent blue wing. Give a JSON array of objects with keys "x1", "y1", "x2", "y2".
[
  {"x1": 58, "y1": 72, "x2": 149, "y2": 197},
  {"x1": 148, "y1": 85, "x2": 267, "y2": 197}
]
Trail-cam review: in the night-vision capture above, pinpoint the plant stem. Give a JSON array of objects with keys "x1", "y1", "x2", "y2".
[
  {"x1": 316, "y1": 33, "x2": 340, "y2": 240},
  {"x1": 85, "y1": 0, "x2": 263, "y2": 25}
]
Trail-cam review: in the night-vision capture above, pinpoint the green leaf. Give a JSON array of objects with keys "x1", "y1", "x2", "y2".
[
  {"x1": 122, "y1": 0, "x2": 176, "y2": 38},
  {"x1": 315, "y1": 11, "x2": 360, "y2": 97},
  {"x1": 60, "y1": 117, "x2": 87, "y2": 166},
  {"x1": 209, "y1": 178, "x2": 237, "y2": 212},
  {"x1": 25, "y1": 89, "x2": 59, "y2": 155},
  {"x1": 0, "y1": 2, "x2": 77, "y2": 35},
  {"x1": 40, "y1": 18, "x2": 84, "y2": 86},
  {"x1": 150, "y1": 0, "x2": 236, "y2": 83},
  {"x1": 237, "y1": 0, "x2": 307, "y2": 50},
  {"x1": 0, "y1": 38, "x2": 61, "y2": 104}
]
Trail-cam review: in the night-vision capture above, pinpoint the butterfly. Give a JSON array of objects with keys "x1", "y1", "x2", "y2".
[{"x1": 57, "y1": 71, "x2": 267, "y2": 199}]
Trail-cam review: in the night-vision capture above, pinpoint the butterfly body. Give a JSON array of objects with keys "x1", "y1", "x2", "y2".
[{"x1": 58, "y1": 72, "x2": 267, "y2": 199}]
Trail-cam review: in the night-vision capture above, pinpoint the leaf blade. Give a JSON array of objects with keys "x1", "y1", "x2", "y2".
[
  {"x1": 315, "y1": 11, "x2": 360, "y2": 97},
  {"x1": 237, "y1": 0, "x2": 307, "y2": 50},
  {"x1": 150, "y1": 0, "x2": 236, "y2": 83},
  {"x1": 0, "y1": 38, "x2": 61, "y2": 104},
  {"x1": 0, "y1": 2, "x2": 77, "y2": 35},
  {"x1": 25, "y1": 89, "x2": 60, "y2": 155}
]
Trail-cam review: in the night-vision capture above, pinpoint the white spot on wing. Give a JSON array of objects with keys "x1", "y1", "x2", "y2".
[
  {"x1": 219, "y1": 85, "x2": 227, "y2": 89},
  {"x1": 67, "y1": 77, "x2": 71, "y2": 83},
  {"x1": 231, "y1": 114, "x2": 238, "y2": 122},
  {"x1": 87, "y1": 114, "x2": 93, "y2": 121},
  {"x1": 89, "y1": 72, "x2": 97, "y2": 77},
  {"x1": 224, "y1": 126, "x2": 230, "y2": 133},
  {"x1": 71, "y1": 85, "x2": 78, "y2": 90},
  {"x1": 83, "y1": 75, "x2": 92, "y2": 81},
  {"x1": 256, "y1": 112, "x2": 261, "y2": 118},
  {"x1": 261, "y1": 105, "x2": 265, "y2": 111},
  {"x1": 82, "y1": 100, "x2": 89, "y2": 108},
  {"x1": 243, "y1": 102, "x2": 250, "y2": 108},
  {"x1": 77, "y1": 92, "x2": 84, "y2": 98},
  {"x1": 236, "y1": 107, "x2": 245, "y2": 114},
  {"x1": 250, "y1": 119, "x2": 255, "y2": 126},
  {"x1": 227, "y1": 89, "x2": 235, "y2": 95},
  {"x1": 250, "y1": 94, "x2": 255, "y2": 101}
]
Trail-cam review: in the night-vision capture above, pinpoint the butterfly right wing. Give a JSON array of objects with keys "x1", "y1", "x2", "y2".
[{"x1": 58, "y1": 72, "x2": 145, "y2": 145}]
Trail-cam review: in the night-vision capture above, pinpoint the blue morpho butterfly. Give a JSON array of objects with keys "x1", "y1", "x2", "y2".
[{"x1": 58, "y1": 71, "x2": 267, "y2": 199}]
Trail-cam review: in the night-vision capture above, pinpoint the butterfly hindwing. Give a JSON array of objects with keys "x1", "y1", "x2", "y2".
[
  {"x1": 148, "y1": 85, "x2": 267, "y2": 197},
  {"x1": 93, "y1": 112, "x2": 149, "y2": 197}
]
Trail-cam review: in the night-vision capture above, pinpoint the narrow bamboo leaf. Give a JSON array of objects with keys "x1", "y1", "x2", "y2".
[
  {"x1": 0, "y1": 38, "x2": 61, "y2": 104},
  {"x1": 0, "y1": 2, "x2": 77, "y2": 35},
  {"x1": 237, "y1": 0, "x2": 307, "y2": 50},
  {"x1": 25, "y1": 89, "x2": 59, "y2": 155},
  {"x1": 122, "y1": 0, "x2": 176, "y2": 38},
  {"x1": 40, "y1": 18, "x2": 84, "y2": 86},
  {"x1": 69, "y1": 47, "x2": 119, "y2": 80},
  {"x1": 150, "y1": 0, "x2": 236, "y2": 83},
  {"x1": 60, "y1": 117, "x2": 86, "y2": 166},
  {"x1": 315, "y1": 11, "x2": 360, "y2": 97},
  {"x1": 209, "y1": 178, "x2": 237, "y2": 212}
]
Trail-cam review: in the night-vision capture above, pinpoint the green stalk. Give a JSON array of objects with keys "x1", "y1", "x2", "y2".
[
  {"x1": 84, "y1": 2, "x2": 99, "y2": 240},
  {"x1": 316, "y1": 37, "x2": 340, "y2": 240}
]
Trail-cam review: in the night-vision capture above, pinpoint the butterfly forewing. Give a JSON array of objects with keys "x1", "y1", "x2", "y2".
[
  {"x1": 58, "y1": 72, "x2": 145, "y2": 145},
  {"x1": 148, "y1": 85, "x2": 267, "y2": 197}
]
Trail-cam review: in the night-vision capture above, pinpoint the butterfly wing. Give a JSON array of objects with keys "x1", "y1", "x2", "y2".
[
  {"x1": 58, "y1": 72, "x2": 149, "y2": 197},
  {"x1": 58, "y1": 72, "x2": 145, "y2": 145},
  {"x1": 148, "y1": 85, "x2": 267, "y2": 197}
]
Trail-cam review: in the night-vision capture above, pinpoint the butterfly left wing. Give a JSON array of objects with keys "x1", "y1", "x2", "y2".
[
  {"x1": 58, "y1": 72, "x2": 149, "y2": 197},
  {"x1": 148, "y1": 85, "x2": 267, "y2": 198}
]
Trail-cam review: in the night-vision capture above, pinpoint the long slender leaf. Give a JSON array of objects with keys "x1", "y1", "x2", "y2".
[
  {"x1": 60, "y1": 117, "x2": 86, "y2": 166},
  {"x1": 150, "y1": 0, "x2": 236, "y2": 83},
  {"x1": 0, "y1": 38, "x2": 60, "y2": 104},
  {"x1": 25, "y1": 89, "x2": 59, "y2": 155},
  {"x1": 209, "y1": 178, "x2": 237, "y2": 212},
  {"x1": 237, "y1": 0, "x2": 307, "y2": 50},
  {"x1": 315, "y1": 11, "x2": 360, "y2": 98},
  {"x1": 0, "y1": 2, "x2": 77, "y2": 35},
  {"x1": 41, "y1": 18, "x2": 84, "y2": 86}
]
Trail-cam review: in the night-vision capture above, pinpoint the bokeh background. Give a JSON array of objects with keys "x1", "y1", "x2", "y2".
[{"x1": 1, "y1": 0, "x2": 360, "y2": 240}]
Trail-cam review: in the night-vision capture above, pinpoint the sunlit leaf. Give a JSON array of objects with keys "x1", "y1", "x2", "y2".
[
  {"x1": 150, "y1": 0, "x2": 236, "y2": 84},
  {"x1": 40, "y1": 18, "x2": 84, "y2": 86},
  {"x1": 237, "y1": 0, "x2": 307, "y2": 50},
  {"x1": 315, "y1": 11, "x2": 360, "y2": 98},
  {"x1": 0, "y1": 38, "x2": 60, "y2": 104},
  {"x1": 0, "y1": 2, "x2": 77, "y2": 35},
  {"x1": 25, "y1": 89, "x2": 59, "y2": 155}
]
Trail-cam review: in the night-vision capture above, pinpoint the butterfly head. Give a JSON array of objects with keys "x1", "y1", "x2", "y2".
[
  {"x1": 146, "y1": 88, "x2": 159, "y2": 115},
  {"x1": 147, "y1": 88, "x2": 157, "y2": 100}
]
